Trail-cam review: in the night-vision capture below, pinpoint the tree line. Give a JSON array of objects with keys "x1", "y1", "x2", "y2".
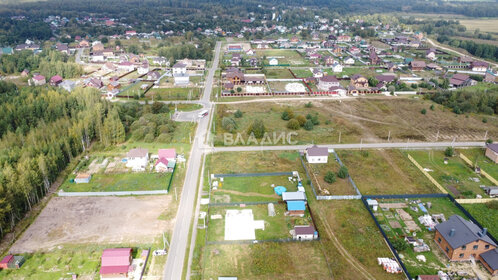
[
  {"x1": 0, "y1": 82, "x2": 124, "y2": 238},
  {"x1": 429, "y1": 85, "x2": 498, "y2": 115}
]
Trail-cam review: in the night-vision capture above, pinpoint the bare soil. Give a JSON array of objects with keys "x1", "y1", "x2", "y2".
[{"x1": 10, "y1": 196, "x2": 174, "y2": 253}]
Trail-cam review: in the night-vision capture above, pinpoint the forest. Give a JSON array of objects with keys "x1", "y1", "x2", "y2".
[
  {"x1": 0, "y1": 82, "x2": 124, "y2": 238},
  {"x1": 429, "y1": 85, "x2": 498, "y2": 115}
]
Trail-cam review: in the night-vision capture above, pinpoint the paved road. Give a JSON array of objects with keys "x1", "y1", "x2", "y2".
[
  {"x1": 426, "y1": 38, "x2": 498, "y2": 68},
  {"x1": 163, "y1": 41, "x2": 221, "y2": 280},
  {"x1": 208, "y1": 141, "x2": 486, "y2": 152},
  {"x1": 75, "y1": 48, "x2": 84, "y2": 64}
]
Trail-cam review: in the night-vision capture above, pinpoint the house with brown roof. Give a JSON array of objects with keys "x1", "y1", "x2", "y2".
[
  {"x1": 434, "y1": 215, "x2": 496, "y2": 262},
  {"x1": 484, "y1": 73, "x2": 497, "y2": 84},
  {"x1": 317, "y1": 75, "x2": 339, "y2": 91},
  {"x1": 369, "y1": 49, "x2": 381, "y2": 65},
  {"x1": 293, "y1": 225, "x2": 318, "y2": 241},
  {"x1": 126, "y1": 148, "x2": 149, "y2": 171},
  {"x1": 471, "y1": 61, "x2": 488, "y2": 72},
  {"x1": 410, "y1": 61, "x2": 426, "y2": 71},
  {"x1": 31, "y1": 74, "x2": 46, "y2": 86},
  {"x1": 306, "y1": 145, "x2": 328, "y2": 163},
  {"x1": 49, "y1": 75, "x2": 63, "y2": 86},
  {"x1": 485, "y1": 143, "x2": 498, "y2": 163},
  {"x1": 350, "y1": 74, "x2": 369, "y2": 89},
  {"x1": 449, "y1": 74, "x2": 476, "y2": 88}
]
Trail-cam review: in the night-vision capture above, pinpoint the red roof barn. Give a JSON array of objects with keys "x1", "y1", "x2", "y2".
[{"x1": 100, "y1": 248, "x2": 132, "y2": 279}]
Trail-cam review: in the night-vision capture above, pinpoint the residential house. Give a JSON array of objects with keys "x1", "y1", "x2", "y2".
[
  {"x1": 102, "y1": 62, "x2": 117, "y2": 72},
  {"x1": 286, "y1": 200, "x2": 306, "y2": 216},
  {"x1": 227, "y1": 44, "x2": 243, "y2": 52},
  {"x1": 337, "y1": 35, "x2": 351, "y2": 42},
  {"x1": 225, "y1": 70, "x2": 245, "y2": 85},
  {"x1": 0, "y1": 255, "x2": 25, "y2": 269},
  {"x1": 331, "y1": 62, "x2": 343, "y2": 73},
  {"x1": 426, "y1": 48, "x2": 436, "y2": 60},
  {"x1": 85, "y1": 78, "x2": 104, "y2": 89},
  {"x1": 20, "y1": 69, "x2": 30, "y2": 77},
  {"x1": 306, "y1": 145, "x2": 328, "y2": 163},
  {"x1": 244, "y1": 75, "x2": 265, "y2": 84},
  {"x1": 369, "y1": 49, "x2": 381, "y2": 65},
  {"x1": 484, "y1": 73, "x2": 497, "y2": 84},
  {"x1": 317, "y1": 75, "x2": 340, "y2": 91},
  {"x1": 31, "y1": 74, "x2": 46, "y2": 86},
  {"x1": 56, "y1": 43, "x2": 69, "y2": 54},
  {"x1": 349, "y1": 46, "x2": 360, "y2": 55},
  {"x1": 158, "y1": 148, "x2": 177, "y2": 162},
  {"x1": 269, "y1": 58, "x2": 278, "y2": 65},
  {"x1": 102, "y1": 49, "x2": 115, "y2": 58},
  {"x1": 99, "y1": 248, "x2": 132, "y2": 279},
  {"x1": 49, "y1": 75, "x2": 63, "y2": 86},
  {"x1": 92, "y1": 42, "x2": 104, "y2": 52},
  {"x1": 152, "y1": 57, "x2": 168, "y2": 66},
  {"x1": 312, "y1": 68, "x2": 323, "y2": 78},
  {"x1": 79, "y1": 40, "x2": 90, "y2": 48},
  {"x1": 449, "y1": 74, "x2": 476, "y2": 88},
  {"x1": 91, "y1": 51, "x2": 105, "y2": 62},
  {"x1": 434, "y1": 215, "x2": 496, "y2": 261},
  {"x1": 343, "y1": 57, "x2": 355, "y2": 65},
  {"x1": 129, "y1": 54, "x2": 141, "y2": 64},
  {"x1": 376, "y1": 74, "x2": 396, "y2": 84},
  {"x1": 293, "y1": 225, "x2": 318, "y2": 241},
  {"x1": 154, "y1": 158, "x2": 172, "y2": 173},
  {"x1": 173, "y1": 62, "x2": 189, "y2": 85},
  {"x1": 471, "y1": 61, "x2": 489, "y2": 72},
  {"x1": 107, "y1": 81, "x2": 121, "y2": 92},
  {"x1": 117, "y1": 61, "x2": 135, "y2": 72},
  {"x1": 74, "y1": 173, "x2": 91, "y2": 183},
  {"x1": 177, "y1": 59, "x2": 206, "y2": 70},
  {"x1": 350, "y1": 74, "x2": 369, "y2": 88},
  {"x1": 328, "y1": 86, "x2": 347, "y2": 95},
  {"x1": 126, "y1": 148, "x2": 149, "y2": 171},
  {"x1": 249, "y1": 58, "x2": 258, "y2": 67},
  {"x1": 485, "y1": 143, "x2": 498, "y2": 163},
  {"x1": 59, "y1": 80, "x2": 77, "y2": 92},
  {"x1": 146, "y1": 71, "x2": 161, "y2": 81},
  {"x1": 137, "y1": 61, "x2": 149, "y2": 75},
  {"x1": 410, "y1": 61, "x2": 426, "y2": 71},
  {"x1": 324, "y1": 56, "x2": 335, "y2": 66}
]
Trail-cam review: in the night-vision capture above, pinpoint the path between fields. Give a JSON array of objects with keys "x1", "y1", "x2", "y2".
[
  {"x1": 317, "y1": 211, "x2": 377, "y2": 280},
  {"x1": 426, "y1": 38, "x2": 498, "y2": 68},
  {"x1": 213, "y1": 189, "x2": 279, "y2": 199}
]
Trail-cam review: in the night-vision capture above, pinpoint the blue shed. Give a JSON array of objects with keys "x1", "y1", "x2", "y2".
[
  {"x1": 274, "y1": 186, "x2": 287, "y2": 196},
  {"x1": 287, "y1": 201, "x2": 306, "y2": 211}
]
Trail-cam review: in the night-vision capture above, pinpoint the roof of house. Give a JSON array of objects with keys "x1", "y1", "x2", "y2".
[
  {"x1": 282, "y1": 192, "x2": 306, "y2": 201},
  {"x1": 472, "y1": 61, "x2": 489, "y2": 67},
  {"x1": 287, "y1": 200, "x2": 306, "y2": 211},
  {"x1": 410, "y1": 60, "x2": 426, "y2": 68},
  {"x1": 0, "y1": 255, "x2": 13, "y2": 264},
  {"x1": 487, "y1": 143, "x2": 498, "y2": 153},
  {"x1": 100, "y1": 248, "x2": 131, "y2": 273},
  {"x1": 351, "y1": 74, "x2": 366, "y2": 81},
  {"x1": 33, "y1": 74, "x2": 45, "y2": 81},
  {"x1": 417, "y1": 275, "x2": 440, "y2": 280},
  {"x1": 50, "y1": 75, "x2": 63, "y2": 82},
  {"x1": 173, "y1": 62, "x2": 186, "y2": 68},
  {"x1": 435, "y1": 215, "x2": 496, "y2": 249},
  {"x1": 158, "y1": 148, "x2": 176, "y2": 159},
  {"x1": 295, "y1": 225, "x2": 316, "y2": 235},
  {"x1": 375, "y1": 75, "x2": 395, "y2": 83},
  {"x1": 319, "y1": 75, "x2": 339, "y2": 83},
  {"x1": 480, "y1": 248, "x2": 498, "y2": 271},
  {"x1": 155, "y1": 157, "x2": 169, "y2": 167},
  {"x1": 75, "y1": 173, "x2": 91, "y2": 179},
  {"x1": 127, "y1": 148, "x2": 148, "y2": 158},
  {"x1": 306, "y1": 145, "x2": 328, "y2": 157},
  {"x1": 99, "y1": 265, "x2": 130, "y2": 275}
]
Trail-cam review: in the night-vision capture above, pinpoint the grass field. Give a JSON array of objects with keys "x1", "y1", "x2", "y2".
[
  {"x1": 312, "y1": 200, "x2": 404, "y2": 280},
  {"x1": 211, "y1": 175, "x2": 298, "y2": 203},
  {"x1": 202, "y1": 242, "x2": 331, "y2": 279},
  {"x1": 459, "y1": 148, "x2": 498, "y2": 179},
  {"x1": 306, "y1": 154, "x2": 357, "y2": 196},
  {"x1": 205, "y1": 151, "x2": 302, "y2": 174},
  {"x1": 337, "y1": 149, "x2": 438, "y2": 195},
  {"x1": 459, "y1": 19, "x2": 498, "y2": 33},
  {"x1": 206, "y1": 203, "x2": 311, "y2": 241},
  {"x1": 291, "y1": 69, "x2": 312, "y2": 78},
  {"x1": 214, "y1": 98, "x2": 498, "y2": 146},
  {"x1": 408, "y1": 150, "x2": 493, "y2": 197},
  {"x1": 61, "y1": 172, "x2": 172, "y2": 192},
  {"x1": 463, "y1": 202, "x2": 498, "y2": 239},
  {"x1": 265, "y1": 69, "x2": 295, "y2": 79},
  {"x1": 256, "y1": 49, "x2": 309, "y2": 66},
  {"x1": 146, "y1": 87, "x2": 201, "y2": 100}
]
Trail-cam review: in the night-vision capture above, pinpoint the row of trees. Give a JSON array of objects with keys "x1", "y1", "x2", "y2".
[
  {"x1": 429, "y1": 85, "x2": 498, "y2": 115},
  {"x1": 0, "y1": 83, "x2": 124, "y2": 238}
]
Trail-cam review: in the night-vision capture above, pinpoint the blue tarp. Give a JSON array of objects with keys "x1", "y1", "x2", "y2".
[
  {"x1": 287, "y1": 200, "x2": 305, "y2": 211},
  {"x1": 418, "y1": 203, "x2": 428, "y2": 213},
  {"x1": 274, "y1": 186, "x2": 287, "y2": 196}
]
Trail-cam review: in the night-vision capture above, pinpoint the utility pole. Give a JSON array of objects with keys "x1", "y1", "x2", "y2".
[
  {"x1": 338, "y1": 131, "x2": 341, "y2": 143},
  {"x1": 175, "y1": 187, "x2": 177, "y2": 201},
  {"x1": 484, "y1": 130, "x2": 488, "y2": 140},
  {"x1": 387, "y1": 131, "x2": 391, "y2": 142},
  {"x1": 360, "y1": 138, "x2": 363, "y2": 150},
  {"x1": 436, "y1": 130, "x2": 439, "y2": 142}
]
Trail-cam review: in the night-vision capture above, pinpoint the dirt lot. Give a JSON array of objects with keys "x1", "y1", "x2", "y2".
[{"x1": 10, "y1": 196, "x2": 174, "y2": 253}]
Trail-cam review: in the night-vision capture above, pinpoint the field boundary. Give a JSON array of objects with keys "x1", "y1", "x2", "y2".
[
  {"x1": 407, "y1": 154, "x2": 448, "y2": 194},
  {"x1": 362, "y1": 193, "x2": 498, "y2": 280},
  {"x1": 456, "y1": 198, "x2": 498, "y2": 204},
  {"x1": 213, "y1": 172, "x2": 293, "y2": 178},
  {"x1": 459, "y1": 153, "x2": 498, "y2": 185}
]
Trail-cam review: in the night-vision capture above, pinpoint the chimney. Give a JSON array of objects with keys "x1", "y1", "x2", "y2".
[
  {"x1": 449, "y1": 228, "x2": 455, "y2": 237},
  {"x1": 480, "y1": 228, "x2": 487, "y2": 237}
]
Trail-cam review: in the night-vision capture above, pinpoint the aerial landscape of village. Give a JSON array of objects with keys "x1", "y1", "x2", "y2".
[{"x1": 0, "y1": 0, "x2": 498, "y2": 279}]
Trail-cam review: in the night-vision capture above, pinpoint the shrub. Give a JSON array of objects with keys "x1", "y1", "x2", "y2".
[
  {"x1": 281, "y1": 108, "x2": 294, "y2": 120},
  {"x1": 287, "y1": 119, "x2": 300, "y2": 130},
  {"x1": 486, "y1": 200, "x2": 498, "y2": 210},
  {"x1": 391, "y1": 238, "x2": 408, "y2": 251},
  {"x1": 445, "y1": 146, "x2": 454, "y2": 157},
  {"x1": 305, "y1": 102, "x2": 313, "y2": 108},
  {"x1": 236, "y1": 87, "x2": 242, "y2": 93},
  {"x1": 482, "y1": 118, "x2": 487, "y2": 123},
  {"x1": 221, "y1": 117, "x2": 237, "y2": 133},
  {"x1": 486, "y1": 139, "x2": 493, "y2": 144},
  {"x1": 337, "y1": 166, "x2": 349, "y2": 179},
  {"x1": 311, "y1": 115, "x2": 319, "y2": 125},
  {"x1": 324, "y1": 171, "x2": 336, "y2": 184},
  {"x1": 296, "y1": 115, "x2": 307, "y2": 126},
  {"x1": 247, "y1": 119, "x2": 266, "y2": 138},
  {"x1": 430, "y1": 104, "x2": 435, "y2": 110},
  {"x1": 234, "y1": 109, "x2": 243, "y2": 118},
  {"x1": 303, "y1": 120, "x2": 314, "y2": 131},
  {"x1": 421, "y1": 108, "x2": 427, "y2": 115}
]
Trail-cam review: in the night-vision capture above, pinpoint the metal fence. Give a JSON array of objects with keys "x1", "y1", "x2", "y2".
[
  {"x1": 58, "y1": 190, "x2": 168, "y2": 196},
  {"x1": 208, "y1": 201, "x2": 281, "y2": 207},
  {"x1": 316, "y1": 195, "x2": 362, "y2": 200},
  {"x1": 206, "y1": 237, "x2": 319, "y2": 245},
  {"x1": 213, "y1": 172, "x2": 293, "y2": 178}
]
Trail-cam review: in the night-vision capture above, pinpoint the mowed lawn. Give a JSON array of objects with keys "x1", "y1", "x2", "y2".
[
  {"x1": 146, "y1": 87, "x2": 201, "y2": 100},
  {"x1": 463, "y1": 202, "x2": 498, "y2": 239},
  {"x1": 205, "y1": 151, "x2": 302, "y2": 174},
  {"x1": 61, "y1": 172, "x2": 172, "y2": 192},
  {"x1": 256, "y1": 49, "x2": 309, "y2": 66},
  {"x1": 459, "y1": 148, "x2": 498, "y2": 180},
  {"x1": 337, "y1": 149, "x2": 438, "y2": 195},
  {"x1": 211, "y1": 175, "x2": 298, "y2": 203},
  {"x1": 312, "y1": 200, "x2": 404, "y2": 280},
  {"x1": 202, "y1": 242, "x2": 331, "y2": 279},
  {"x1": 408, "y1": 150, "x2": 493, "y2": 198}
]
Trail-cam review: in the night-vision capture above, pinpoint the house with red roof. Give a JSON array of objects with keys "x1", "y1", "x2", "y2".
[
  {"x1": 100, "y1": 248, "x2": 132, "y2": 279},
  {"x1": 155, "y1": 148, "x2": 177, "y2": 172},
  {"x1": 31, "y1": 74, "x2": 46, "y2": 86},
  {"x1": 158, "y1": 148, "x2": 176, "y2": 162},
  {"x1": 50, "y1": 75, "x2": 63, "y2": 86}
]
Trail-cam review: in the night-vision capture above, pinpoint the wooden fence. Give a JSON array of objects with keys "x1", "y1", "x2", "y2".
[{"x1": 407, "y1": 154, "x2": 448, "y2": 194}]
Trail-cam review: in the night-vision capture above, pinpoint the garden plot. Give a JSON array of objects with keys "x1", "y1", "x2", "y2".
[
  {"x1": 408, "y1": 150, "x2": 494, "y2": 198},
  {"x1": 210, "y1": 174, "x2": 299, "y2": 203},
  {"x1": 337, "y1": 149, "x2": 438, "y2": 195},
  {"x1": 245, "y1": 85, "x2": 266, "y2": 93},
  {"x1": 371, "y1": 197, "x2": 490, "y2": 277},
  {"x1": 268, "y1": 81, "x2": 309, "y2": 93},
  {"x1": 306, "y1": 154, "x2": 357, "y2": 196},
  {"x1": 458, "y1": 148, "x2": 498, "y2": 179},
  {"x1": 10, "y1": 196, "x2": 173, "y2": 253},
  {"x1": 285, "y1": 82, "x2": 306, "y2": 93},
  {"x1": 256, "y1": 49, "x2": 309, "y2": 66}
]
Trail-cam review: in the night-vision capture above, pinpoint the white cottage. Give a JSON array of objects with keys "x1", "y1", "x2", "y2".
[
  {"x1": 306, "y1": 145, "x2": 328, "y2": 163},
  {"x1": 126, "y1": 148, "x2": 149, "y2": 171}
]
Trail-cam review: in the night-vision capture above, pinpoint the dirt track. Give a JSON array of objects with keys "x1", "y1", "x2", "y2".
[{"x1": 10, "y1": 196, "x2": 174, "y2": 253}]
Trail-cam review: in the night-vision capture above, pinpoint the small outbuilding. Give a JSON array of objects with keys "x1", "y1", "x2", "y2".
[
  {"x1": 485, "y1": 143, "x2": 498, "y2": 164},
  {"x1": 74, "y1": 173, "x2": 92, "y2": 184},
  {"x1": 286, "y1": 200, "x2": 306, "y2": 216},
  {"x1": 282, "y1": 191, "x2": 306, "y2": 201},
  {"x1": 305, "y1": 145, "x2": 329, "y2": 163},
  {"x1": 293, "y1": 225, "x2": 318, "y2": 241},
  {"x1": 479, "y1": 248, "x2": 498, "y2": 276},
  {"x1": 0, "y1": 255, "x2": 25, "y2": 269},
  {"x1": 367, "y1": 199, "x2": 379, "y2": 211}
]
